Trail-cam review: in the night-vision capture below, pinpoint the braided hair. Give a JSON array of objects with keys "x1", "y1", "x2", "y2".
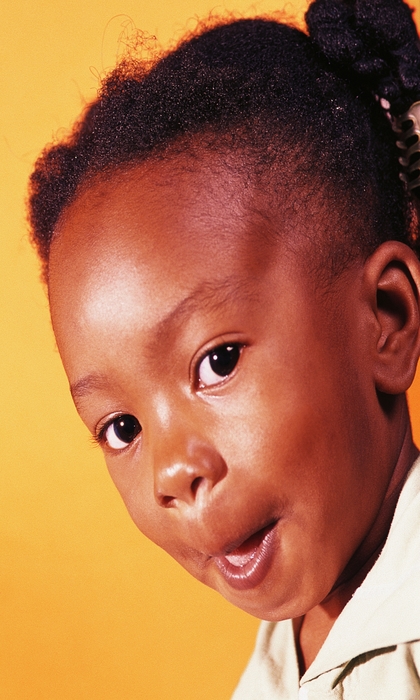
[{"x1": 28, "y1": 0, "x2": 420, "y2": 281}]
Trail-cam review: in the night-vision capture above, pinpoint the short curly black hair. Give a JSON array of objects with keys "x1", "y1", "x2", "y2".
[{"x1": 28, "y1": 0, "x2": 420, "y2": 281}]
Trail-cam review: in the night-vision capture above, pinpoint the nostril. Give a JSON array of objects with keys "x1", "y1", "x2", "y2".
[
  {"x1": 160, "y1": 494, "x2": 175, "y2": 508},
  {"x1": 157, "y1": 476, "x2": 204, "y2": 508},
  {"x1": 191, "y1": 476, "x2": 203, "y2": 497}
]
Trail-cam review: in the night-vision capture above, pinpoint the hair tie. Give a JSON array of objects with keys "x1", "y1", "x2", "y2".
[{"x1": 393, "y1": 101, "x2": 420, "y2": 200}]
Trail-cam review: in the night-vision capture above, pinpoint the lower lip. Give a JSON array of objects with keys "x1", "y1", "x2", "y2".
[{"x1": 213, "y1": 523, "x2": 277, "y2": 591}]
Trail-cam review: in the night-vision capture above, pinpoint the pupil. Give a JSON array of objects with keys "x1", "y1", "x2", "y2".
[
  {"x1": 114, "y1": 415, "x2": 140, "y2": 443},
  {"x1": 209, "y1": 344, "x2": 240, "y2": 377}
]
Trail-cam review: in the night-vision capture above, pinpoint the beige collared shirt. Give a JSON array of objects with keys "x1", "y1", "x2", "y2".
[{"x1": 232, "y1": 456, "x2": 420, "y2": 699}]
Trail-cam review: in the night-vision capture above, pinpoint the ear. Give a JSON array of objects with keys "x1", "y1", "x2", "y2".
[{"x1": 363, "y1": 241, "x2": 420, "y2": 395}]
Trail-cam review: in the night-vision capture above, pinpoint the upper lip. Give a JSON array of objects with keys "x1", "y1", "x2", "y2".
[{"x1": 206, "y1": 519, "x2": 278, "y2": 560}]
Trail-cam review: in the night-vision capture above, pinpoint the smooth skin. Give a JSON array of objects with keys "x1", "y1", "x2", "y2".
[{"x1": 48, "y1": 155, "x2": 420, "y2": 671}]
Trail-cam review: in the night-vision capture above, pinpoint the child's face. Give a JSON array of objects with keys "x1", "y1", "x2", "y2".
[{"x1": 49, "y1": 157, "x2": 391, "y2": 621}]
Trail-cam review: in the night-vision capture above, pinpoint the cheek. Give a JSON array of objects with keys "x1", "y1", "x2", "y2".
[
  {"x1": 234, "y1": 356, "x2": 373, "y2": 549},
  {"x1": 104, "y1": 448, "x2": 154, "y2": 527},
  {"x1": 106, "y1": 467, "x2": 179, "y2": 583}
]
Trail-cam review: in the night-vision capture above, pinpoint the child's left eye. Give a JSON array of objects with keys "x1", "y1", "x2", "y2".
[
  {"x1": 101, "y1": 414, "x2": 142, "y2": 450},
  {"x1": 197, "y1": 343, "x2": 242, "y2": 388}
]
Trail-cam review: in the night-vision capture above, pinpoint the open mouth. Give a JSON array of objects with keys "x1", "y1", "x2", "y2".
[{"x1": 212, "y1": 522, "x2": 277, "y2": 590}]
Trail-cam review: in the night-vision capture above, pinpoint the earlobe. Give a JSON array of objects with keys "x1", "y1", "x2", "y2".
[{"x1": 366, "y1": 242, "x2": 420, "y2": 395}]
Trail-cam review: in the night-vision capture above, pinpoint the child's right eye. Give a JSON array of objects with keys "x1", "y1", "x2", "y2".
[
  {"x1": 197, "y1": 343, "x2": 242, "y2": 388},
  {"x1": 100, "y1": 414, "x2": 142, "y2": 450}
]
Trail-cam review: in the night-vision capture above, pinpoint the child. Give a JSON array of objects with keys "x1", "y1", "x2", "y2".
[{"x1": 28, "y1": 0, "x2": 420, "y2": 696}]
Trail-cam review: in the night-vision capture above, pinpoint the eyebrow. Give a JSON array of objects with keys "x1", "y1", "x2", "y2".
[
  {"x1": 70, "y1": 275, "x2": 255, "y2": 404},
  {"x1": 70, "y1": 372, "x2": 111, "y2": 403},
  {"x1": 150, "y1": 276, "x2": 254, "y2": 348}
]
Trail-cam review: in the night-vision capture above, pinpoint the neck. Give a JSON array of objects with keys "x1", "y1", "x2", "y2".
[{"x1": 295, "y1": 407, "x2": 418, "y2": 675}]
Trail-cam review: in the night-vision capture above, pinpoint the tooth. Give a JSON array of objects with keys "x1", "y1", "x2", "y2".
[{"x1": 225, "y1": 551, "x2": 255, "y2": 566}]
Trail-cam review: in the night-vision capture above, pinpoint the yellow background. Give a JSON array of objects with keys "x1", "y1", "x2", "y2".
[{"x1": 1, "y1": 1, "x2": 419, "y2": 698}]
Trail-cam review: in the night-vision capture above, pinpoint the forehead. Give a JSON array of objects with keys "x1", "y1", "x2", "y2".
[
  {"x1": 51, "y1": 155, "x2": 277, "y2": 281},
  {"x1": 48, "y1": 157, "x2": 292, "y2": 361}
]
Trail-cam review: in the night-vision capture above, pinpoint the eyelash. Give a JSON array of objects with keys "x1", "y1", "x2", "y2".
[{"x1": 93, "y1": 421, "x2": 111, "y2": 446}]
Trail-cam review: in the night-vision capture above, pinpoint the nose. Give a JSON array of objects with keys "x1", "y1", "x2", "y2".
[{"x1": 152, "y1": 430, "x2": 227, "y2": 509}]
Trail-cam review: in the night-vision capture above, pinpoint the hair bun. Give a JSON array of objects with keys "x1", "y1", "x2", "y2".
[{"x1": 306, "y1": 0, "x2": 420, "y2": 115}]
